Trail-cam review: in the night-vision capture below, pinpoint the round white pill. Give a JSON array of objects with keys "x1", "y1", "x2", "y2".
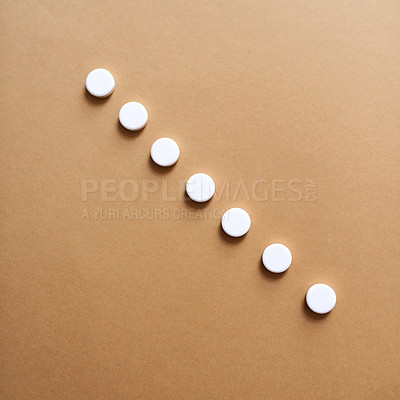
[
  {"x1": 262, "y1": 243, "x2": 292, "y2": 273},
  {"x1": 150, "y1": 138, "x2": 180, "y2": 167},
  {"x1": 85, "y1": 68, "x2": 115, "y2": 98},
  {"x1": 119, "y1": 102, "x2": 148, "y2": 131},
  {"x1": 221, "y1": 208, "x2": 251, "y2": 237},
  {"x1": 306, "y1": 283, "x2": 336, "y2": 314},
  {"x1": 186, "y1": 173, "x2": 215, "y2": 203}
]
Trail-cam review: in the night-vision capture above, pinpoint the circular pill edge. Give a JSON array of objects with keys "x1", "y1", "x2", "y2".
[
  {"x1": 185, "y1": 173, "x2": 216, "y2": 203},
  {"x1": 221, "y1": 207, "x2": 251, "y2": 237},
  {"x1": 85, "y1": 68, "x2": 115, "y2": 98},
  {"x1": 306, "y1": 283, "x2": 337, "y2": 314},
  {"x1": 150, "y1": 138, "x2": 180, "y2": 167},
  {"x1": 261, "y1": 243, "x2": 292, "y2": 273},
  {"x1": 118, "y1": 101, "x2": 149, "y2": 131}
]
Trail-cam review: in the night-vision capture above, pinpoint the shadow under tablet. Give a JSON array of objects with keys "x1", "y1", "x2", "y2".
[
  {"x1": 302, "y1": 297, "x2": 329, "y2": 321},
  {"x1": 182, "y1": 190, "x2": 213, "y2": 210},
  {"x1": 219, "y1": 224, "x2": 246, "y2": 244},
  {"x1": 148, "y1": 156, "x2": 177, "y2": 174},
  {"x1": 116, "y1": 120, "x2": 147, "y2": 139},
  {"x1": 258, "y1": 258, "x2": 287, "y2": 280},
  {"x1": 84, "y1": 88, "x2": 112, "y2": 106}
]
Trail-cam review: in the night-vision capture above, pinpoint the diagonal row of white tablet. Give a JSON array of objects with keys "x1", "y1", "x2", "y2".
[
  {"x1": 86, "y1": 69, "x2": 149, "y2": 131},
  {"x1": 187, "y1": 175, "x2": 336, "y2": 314},
  {"x1": 86, "y1": 68, "x2": 336, "y2": 315},
  {"x1": 86, "y1": 69, "x2": 180, "y2": 167}
]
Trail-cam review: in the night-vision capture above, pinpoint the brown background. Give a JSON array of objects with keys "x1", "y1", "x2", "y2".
[{"x1": 1, "y1": 0, "x2": 399, "y2": 399}]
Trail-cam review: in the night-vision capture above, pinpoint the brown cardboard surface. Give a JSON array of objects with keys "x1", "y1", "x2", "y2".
[{"x1": 1, "y1": 1, "x2": 399, "y2": 399}]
